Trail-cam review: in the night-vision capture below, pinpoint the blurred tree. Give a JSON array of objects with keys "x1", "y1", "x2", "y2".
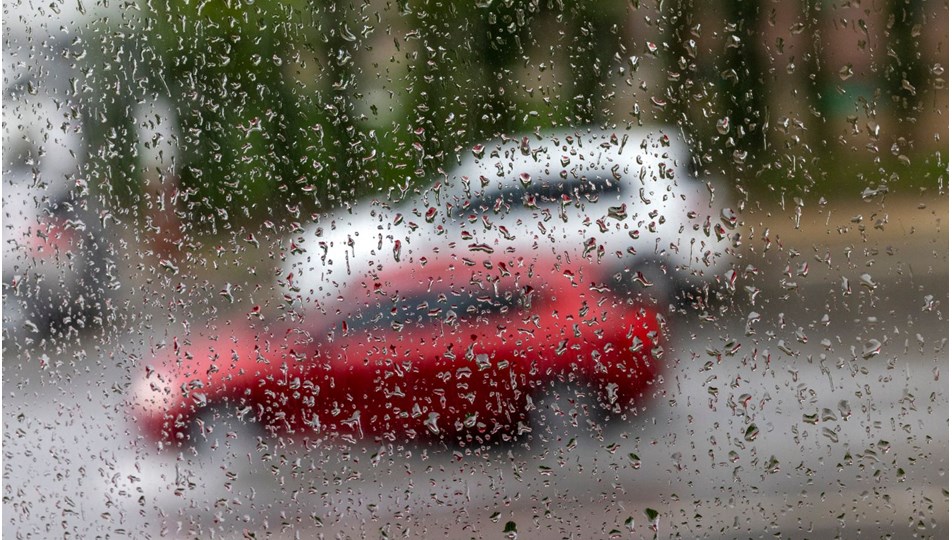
[
  {"x1": 566, "y1": 0, "x2": 626, "y2": 125},
  {"x1": 84, "y1": 0, "x2": 371, "y2": 231},
  {"x1": 886, "y1": 0, "x2": 930, "y2": 139},
  {"x1": 320, "y1": 0, "x2": 365, "y2": 206},
  {"x1": 803, "y1": 0, "x2": 828, "y2": 155},
  {"x1": 86, "y1": 0, "x2": 941, "y2": 235},
  {"x1": 662, "y1": 0, "x2": 704, "y2": 169},
  {"x1": 721, "y1": 0, "x2": 768, "y2": 170},
  {"x1": 405, "y1": 0, "x2": 625, "y2": 180}
]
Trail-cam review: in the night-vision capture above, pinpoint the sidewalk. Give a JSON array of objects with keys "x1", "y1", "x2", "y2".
[{"x1": 755, "y1": 193, "x2": 947, "y2": 251}]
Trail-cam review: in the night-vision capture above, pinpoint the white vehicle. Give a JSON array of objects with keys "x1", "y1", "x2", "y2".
[
  {"x1": 2, "y1": 93, "x2": 116, "y2": 340},
  {"x1": 1, "y1": 3, "x2": 123, "y2": 341},
  {"x1": 282, "y1": 128, "x2": 736, "y2": 313}
]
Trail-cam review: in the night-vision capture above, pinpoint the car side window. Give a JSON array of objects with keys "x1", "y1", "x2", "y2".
[
  {"x1": 458, "y1": 174, "x2": 623, "y2": 217},
  {"x1": 345, "y1": 286, "x2": 525, "y2": 335}
]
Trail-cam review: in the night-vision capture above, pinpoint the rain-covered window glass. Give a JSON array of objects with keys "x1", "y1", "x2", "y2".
[{"x1": 3, "y1": 0, "x2": 948, "y2": 538}]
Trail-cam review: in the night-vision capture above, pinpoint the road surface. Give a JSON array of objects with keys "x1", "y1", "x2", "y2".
[{"x1": 3, "y1": 196, "x2": 947, "y2": 539}]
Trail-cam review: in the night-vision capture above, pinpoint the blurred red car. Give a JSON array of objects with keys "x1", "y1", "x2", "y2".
[{"x1": 133, "y1": 252, "x2": 664, "y2": 448}]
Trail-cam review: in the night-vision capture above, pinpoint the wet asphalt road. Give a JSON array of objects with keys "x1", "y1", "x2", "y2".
[{"x1": 3, "y1": 197, "x2": 948, "y2": 539}]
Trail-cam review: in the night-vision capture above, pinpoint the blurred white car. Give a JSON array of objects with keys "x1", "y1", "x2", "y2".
[
  {"x1": 282, "y1": 128, "x2": 736, "y2": 312},
  {"x1": 2, "y1": 93, "x2": 115, "y2": 340}
]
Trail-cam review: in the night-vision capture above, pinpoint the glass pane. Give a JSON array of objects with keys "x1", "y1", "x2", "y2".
[{"x1": 3, "y1": 0, "x2": 947, "y2": 538}]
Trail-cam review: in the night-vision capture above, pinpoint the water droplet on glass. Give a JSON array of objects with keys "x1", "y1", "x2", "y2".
[
  {"x1": 841, "y1": 276, "x2": 852, "y2": 295},
  {"x1": 716, "y1": 117, "x2": 730, "y2": 135},
  {"x1": 837, "y1": 400, "x2": 852, "y2": 420},
  {"x1": 862, "y1": 339, "x2": 882, "y2": 359}
]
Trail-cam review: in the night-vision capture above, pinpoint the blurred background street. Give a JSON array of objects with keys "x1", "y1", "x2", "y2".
[
  {"x1": 3, "y1": 0, "x2": 948, "y2": 537},
  {"x1": 5, "y1": 193, "x2": 946, "y2": 538}
]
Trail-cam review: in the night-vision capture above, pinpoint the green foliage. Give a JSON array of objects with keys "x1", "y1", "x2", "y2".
[{"x1": 80, "y1": 0, "x2": 946, "y2": 233}]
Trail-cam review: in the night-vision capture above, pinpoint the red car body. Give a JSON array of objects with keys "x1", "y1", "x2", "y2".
[{"x1": 133, "y1": 252, "x2": 664, "y2": 447}]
